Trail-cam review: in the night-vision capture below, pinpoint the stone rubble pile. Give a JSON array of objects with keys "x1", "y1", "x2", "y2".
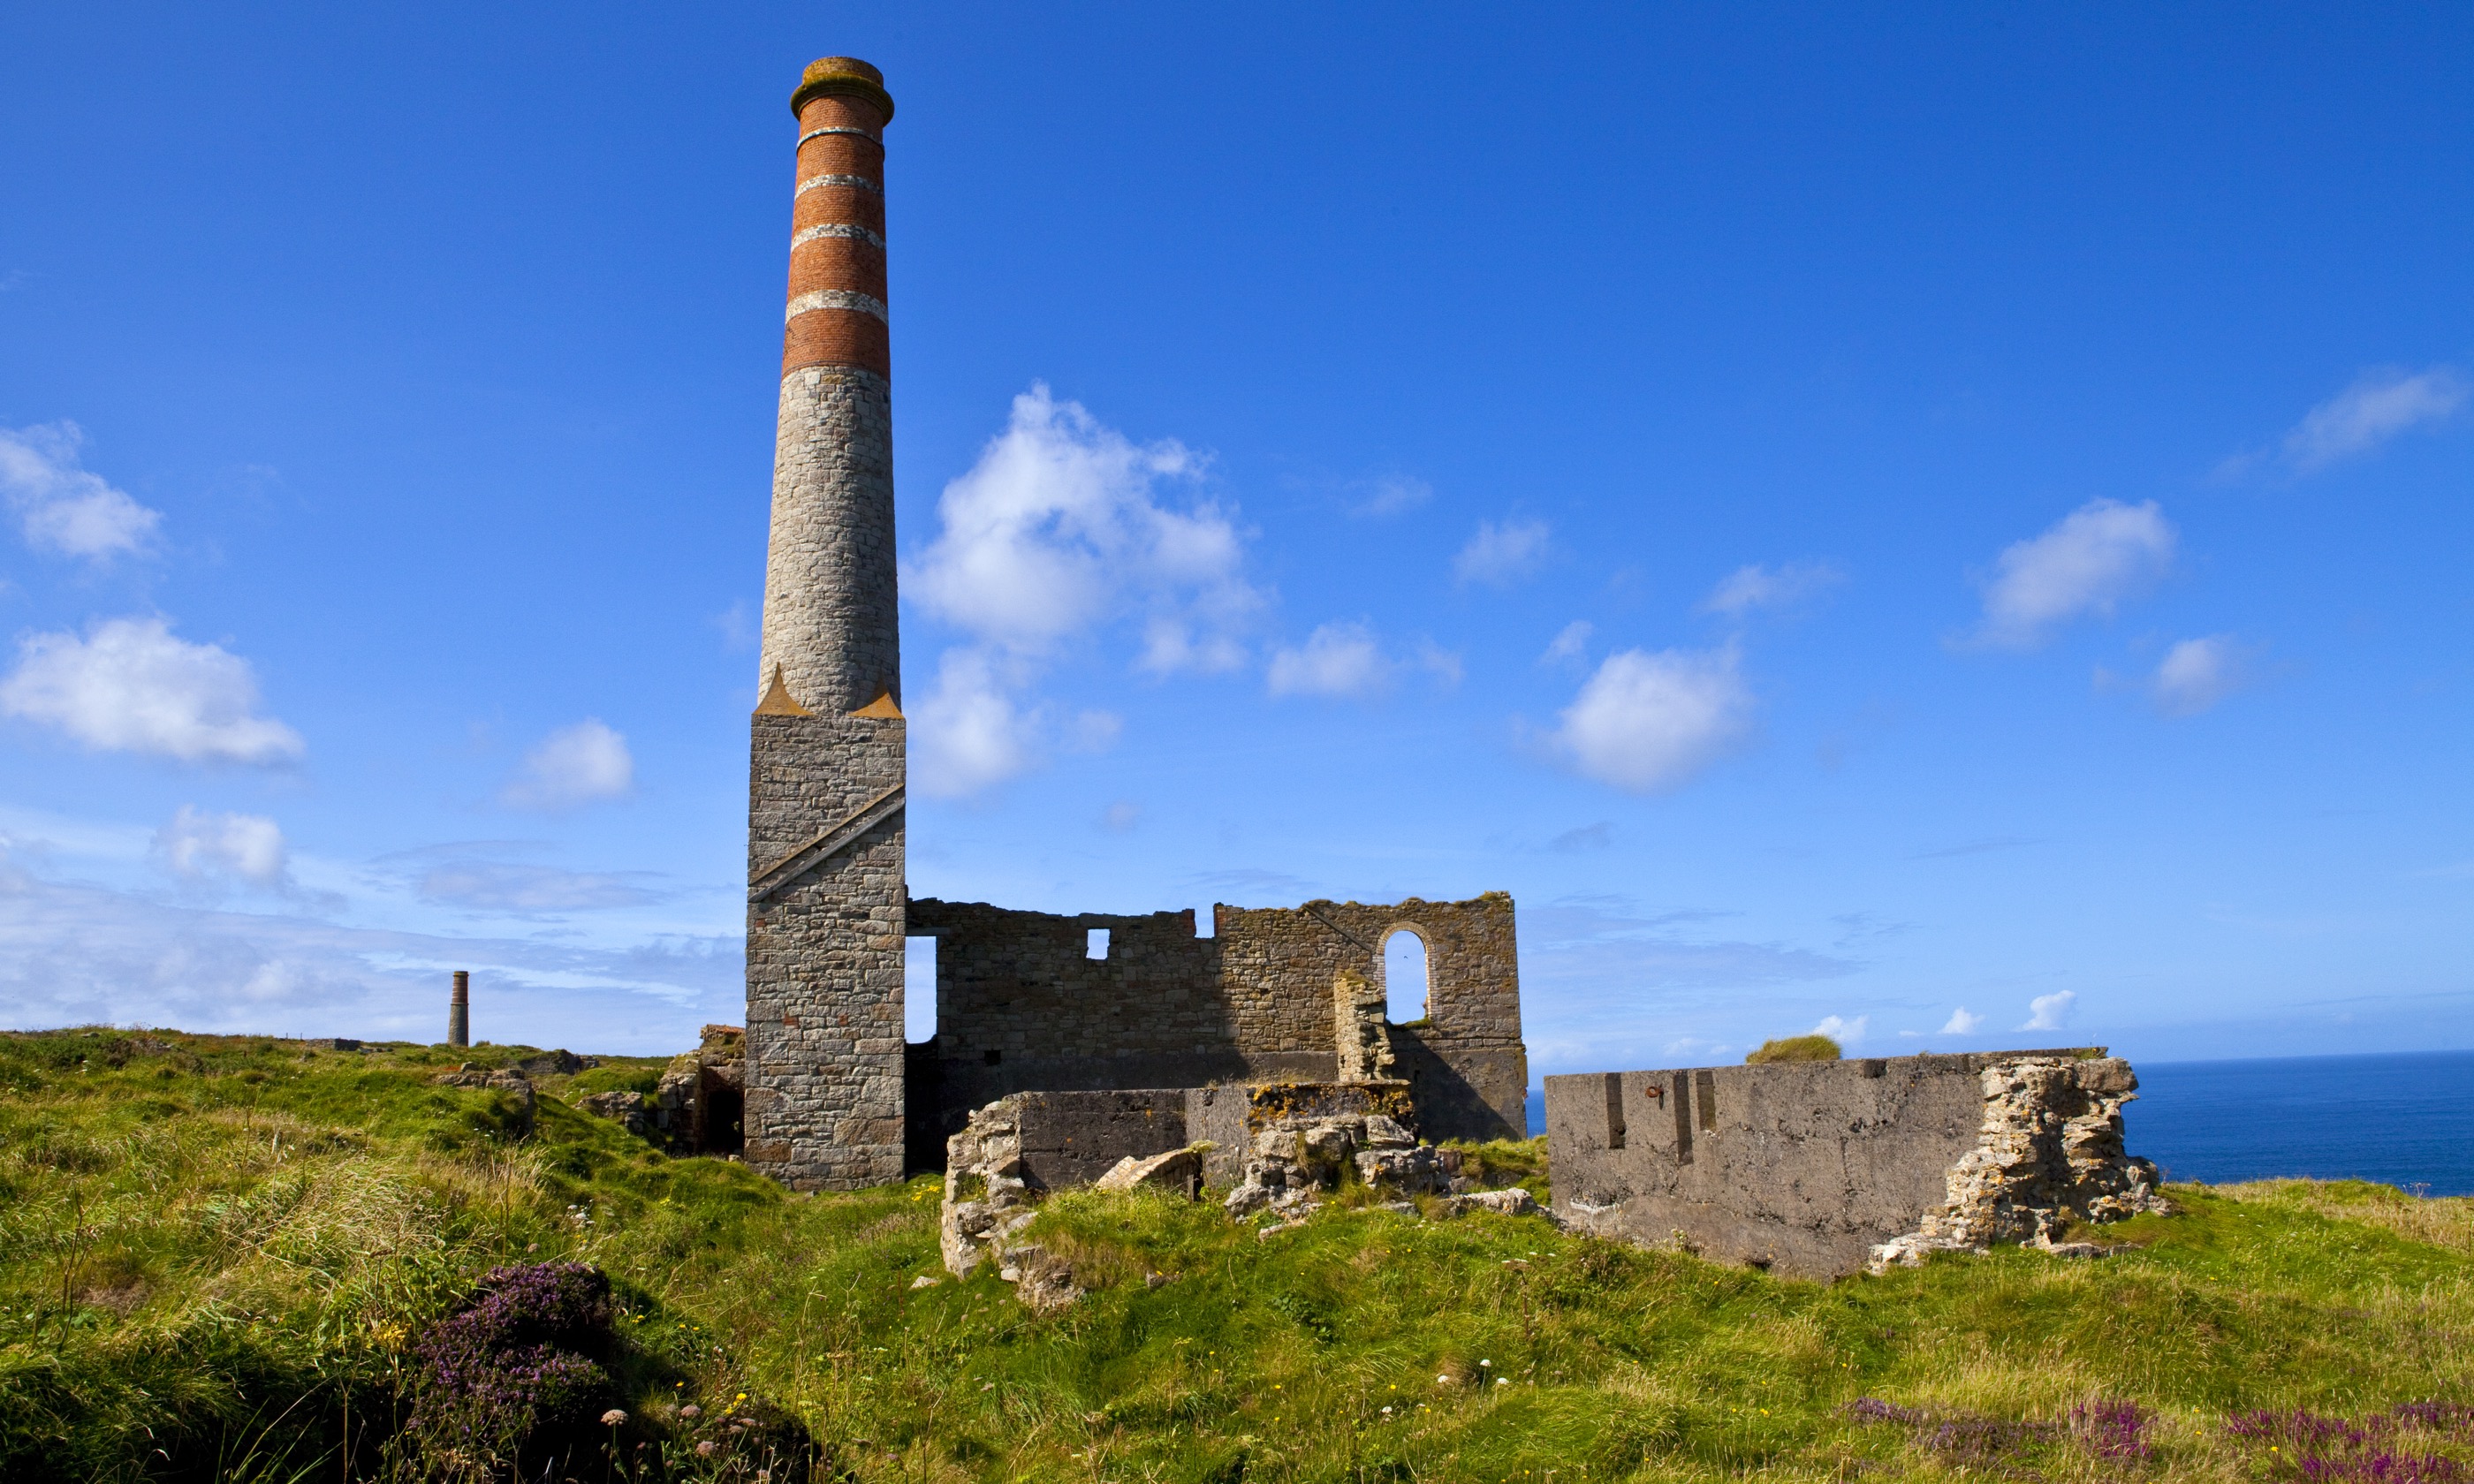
[
  {"x1": 1867, "y1": 1056, "x2": 2170, "y2": 1274},
  {"x1": 1225, "y1": 1110, "x2": 1460, "y2": 1217},
  {"x1": 431, "y1": 1064, "x2": 537, "y2": 1136},
  {"x1": 939, "y1": 1092, "x2": 1546, "y2": 1307}
]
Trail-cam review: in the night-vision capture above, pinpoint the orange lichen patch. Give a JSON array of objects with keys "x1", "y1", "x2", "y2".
[
  {"x1": 849, "y1": 690, "x2": 903, "y2": 720},
  {"x1": 754, "y1": 665, "x2": 815, "y2": 717}
]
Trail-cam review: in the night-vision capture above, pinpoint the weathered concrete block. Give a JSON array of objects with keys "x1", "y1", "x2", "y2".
[{"x1": 1544, "y1": 1049, "x2": 2162, "y2": 1281}]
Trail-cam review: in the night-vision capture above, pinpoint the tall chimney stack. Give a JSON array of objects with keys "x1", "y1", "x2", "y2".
[
  {"x1": 759, "y1": 56, "x2": 899, "y2": 717},
  {"x1": 743, "y1": 57, "x2": 910, "y2": 1192},
  {"x1": 448, "y1": 970, "x2": 470, "y2": 1049}
]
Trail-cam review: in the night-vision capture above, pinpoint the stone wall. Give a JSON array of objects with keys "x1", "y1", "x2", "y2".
[
  {"x1": 906, "y1": 892, "x2": 1529, "y2": 1153},
  {"x1": 1544, "y1": 1049, "x2": 2164, "y2": 1280},
  {"x1": 744, "y1": 712, "x2": 907, "y2": 1190}
]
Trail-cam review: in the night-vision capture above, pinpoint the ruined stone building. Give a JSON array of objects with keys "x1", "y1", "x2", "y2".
[{"x1": 740, "y1": 58, "x2": 1529, "y2": 1191}]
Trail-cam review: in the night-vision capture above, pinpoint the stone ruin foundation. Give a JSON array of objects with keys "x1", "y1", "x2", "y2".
[
  {"x1": 1544, "y1": 1049, "x2": 2167, "y2": 1281},
  {"x1": 937, "y1": 1080, "x2": 1538, "y2": 1308}
]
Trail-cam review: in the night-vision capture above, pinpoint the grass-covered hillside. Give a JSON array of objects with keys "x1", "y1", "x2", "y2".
[{"x1": 4, "y1": 1027, "x2": 2474, "y2": 1482}]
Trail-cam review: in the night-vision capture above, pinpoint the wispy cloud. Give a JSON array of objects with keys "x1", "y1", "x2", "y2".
[
  {"x1": 0, "y1": 421, "x2": 163, "y2": 562},
  {"x1": 1811, "y1": 1013, "x2": 1869, "y2": 1045},
  {"x1": 1268, "y1": 621, "x2": 1391, "y2": 700},
  {"x1": 1701, "y1": 560, "x2": 1844, "y2": 617},
  {"x1": 2280, "y1": 367, "x2": 2468, "y2": 473},
  {"x1": 2149, "y1": 634, "x2": 2250, "y2": 716},
  {"x1": 0, "y1": 617, "x2": 304, "y2": 764},
  {"x1": 1544, "y1": 644, "x2": 1753, "y2": 794},
  {"x1": 1453, "y1": 519, "x2": 1552, "y2": 587},
  {"x1": 1547, "y1": 822, "x2": 1613, "y2": 853},
  {"x1": 415, "y1": 859, "x2": 665, "y2": 912},
  {"x1": 500, "y1": 720, "x2": 633, "y2": 811},
  {"x1": 1347, "y1": 473, "x2": 1432, "y2": 518},
  {"x1": 1539, "y1": 620, "x2": 1593, "y2": 666},
  {"x1": 0, "y1": 847, "x2": 736, "y2": 1049},
  {"x1": 1970, "y1": 499, "x2": 2175, "y2": 648},
  {"x1": 1516, "y1": 894, "x2": 1862, "y2": 1071}
]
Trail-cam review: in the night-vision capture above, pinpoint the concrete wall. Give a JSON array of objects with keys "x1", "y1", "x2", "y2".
[
  {"x1": 1544, "y1": 1049, "x2": 2112, "y2": 1280},
  {"x1": 906, "y1": 893, "x2": 1527, "y2": 1155}
]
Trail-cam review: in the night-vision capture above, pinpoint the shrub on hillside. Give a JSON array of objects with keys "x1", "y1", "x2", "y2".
[
  {"x1": 407, "y1": 1262, "x2": 617, "y2": 1480},
  {"x1": 1746, "y1": 1034, "x2": 1840, "y2": 1064}
]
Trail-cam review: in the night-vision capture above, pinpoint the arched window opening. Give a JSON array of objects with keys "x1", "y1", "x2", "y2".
[
  {"x1": 1384, "y1": 928, "x2": 1429, "y2": 1025},
  {"x1": 905, "y1": 936, "x2": 937, "y2": 1044}
]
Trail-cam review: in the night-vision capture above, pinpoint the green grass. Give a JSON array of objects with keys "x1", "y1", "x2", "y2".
[{"x1": 4, "y1": 1026, "x2": 2473, "y2": 1481}]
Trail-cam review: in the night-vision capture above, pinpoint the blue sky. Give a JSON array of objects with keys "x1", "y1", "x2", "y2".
[{"x1": 2, "y1": 4, "x2": 2468, "y2": 1077}]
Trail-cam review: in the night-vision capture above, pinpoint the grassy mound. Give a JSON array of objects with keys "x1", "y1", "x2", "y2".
[
  {"x1": 4, "y1": 1027, "x2": 2472, "y2": 1481},
  {"x1": 1745, "y1": 1035, "x2": 1841, "y2": 1064}
]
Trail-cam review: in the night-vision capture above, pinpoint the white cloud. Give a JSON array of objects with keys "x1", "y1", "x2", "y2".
[
  {"x1": 1349, "y1": 473, "x2": 1431, "y2": 518},
  {"x1": 0, "y1": 421, "x2": 163, "y2": 561},
  {"x1": 155, "y1": 806, "x2": 289, "y2": 887},
  {"x1": 901, "y1": 387, "x2": 1264, "y2": 797},
  {"x1": 1453, "y1": 519, "x2": 1552, "y2": 587},
  {"x1": 906, "y1": 384, "x2": 1259, "y2": 672},
  {"x1": 1268, "y1": 621, "x2": 1391, "y2": 700},
  {"x1": 500, "y1": 720, "x2": 633, "y2": 810},
  {"x1": 1973, "y1": 499, "x2": 2175, "y2": 647},
  {"x1": 2019, "y1": 989, "x2": 2077, "y2": 1032},
  {"x1": 1068, "y1": 708, "x2": 1123, "y2": 753},
  {"x1": 2281, "y1": 367, "x2": 2468, "y2": 473},
  {"x1": 1701, "y1": 560, "x2": 1844, "y2": 617},
  {"x1": 1101, "y1": 800, "x2": 1142, "y2": 833},
  {"x1": 1547, "y1": 645, "x2": 1754, "y2": 794},
  {"x1": 1540, "y1": 620, "x2": 1593, "y2": 666},
  {"x1": 0, "y1": 617, "x2": 304, "y2": 764},
  {"x1": 1812, "y1": 1013, "x2": 1869, "y2": 1045},
  {"x1": 1939, "y1": 1005, "x2": 1985, "y2": 1035},
  {"x1": 1414, "y1": 639, "x2": 1463, "y2": 690},
  {"x1": 2151, "y1": 634, "x2": 2248, "y2": 716},
  {"x1": 909, "y1": 648, "x2": 1034, "y2": 798}
]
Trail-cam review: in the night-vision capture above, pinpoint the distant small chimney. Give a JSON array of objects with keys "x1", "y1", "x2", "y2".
[{"x1": 449, "y1": 970, "x2": 470, "y2": 1048}]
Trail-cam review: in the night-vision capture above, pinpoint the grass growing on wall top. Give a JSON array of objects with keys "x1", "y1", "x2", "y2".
[
  {"x1": 4, "y1": 1026, "x2": 2473, "y2": 1481},
  {"x1": 1744, "y1": 1035, "x2": 1841, "y2": 1064}
]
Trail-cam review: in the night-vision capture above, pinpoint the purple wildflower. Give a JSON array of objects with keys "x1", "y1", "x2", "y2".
[{"x1": 2072, "y1": 1399, "x2": 2155, "y2": 1461}]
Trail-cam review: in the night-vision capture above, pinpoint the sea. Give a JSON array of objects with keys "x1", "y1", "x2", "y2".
[{"x1": 1522, "y1": 1049, "x2": 2474, "y2": 1197}]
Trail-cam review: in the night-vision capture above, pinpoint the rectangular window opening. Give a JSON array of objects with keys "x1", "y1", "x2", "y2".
[
  {"x1": 1087, "y1": 927, "x2": 1111, "y2": 960},
  {"x1": 903, "y1": 935, "x2": 937, "y2": 1045}
]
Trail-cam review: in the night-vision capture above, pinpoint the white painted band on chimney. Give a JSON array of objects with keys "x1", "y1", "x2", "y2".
[
  {"x1": 785, "y1": 290, "x2": 889, "y2": 324},
  {"x1": 797, "y1": 172, "x2": 883, "y2": 197},
  {"x1": 793, "y1": 222, "x2": 887, "y2": 251}
]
